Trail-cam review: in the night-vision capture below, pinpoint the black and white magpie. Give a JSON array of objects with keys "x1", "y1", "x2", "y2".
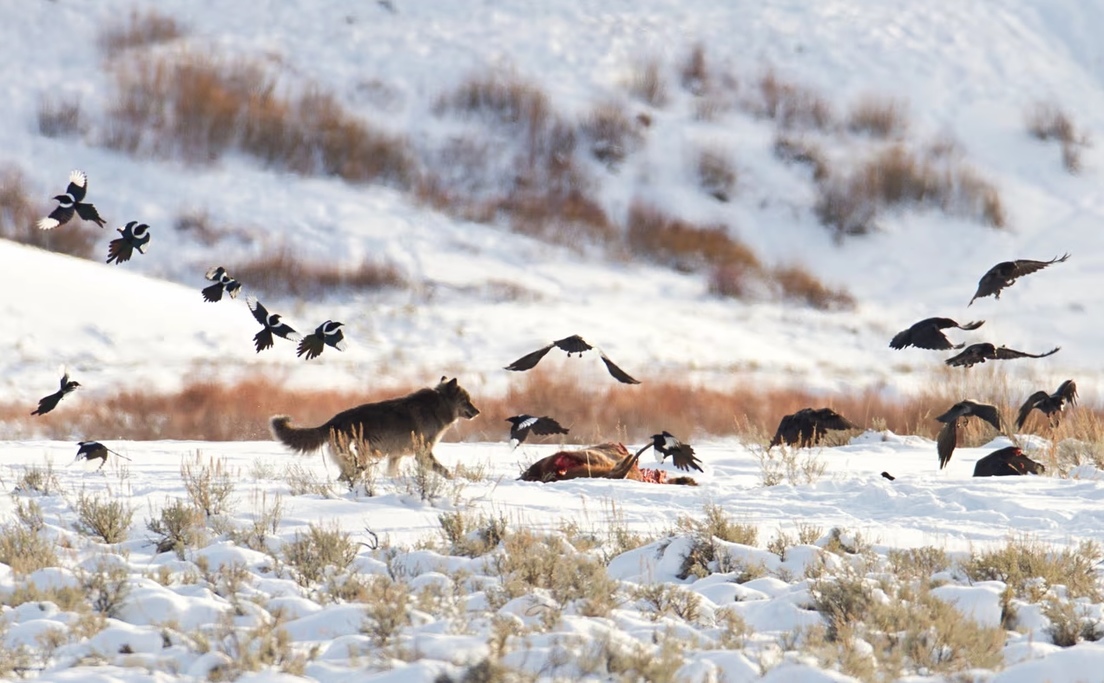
[
  {"x1": 37, "y1": 170, "x2": 106, "y2": 230},
  {"x1": 634, "y1": 431, "x2": 703, "y2": 472},
  {"x1": 202, "y1": 266, "x2": 242, "y2": 302},
  {"x1": 74, "y1": 441, "x2": 131, "y2": 470},
  {"x1": 246, "y1": 296, "x2": 302, "y2": 352},
  {"x1": 296, "y1": 320, "x2": 347, "y2": 360},
  {"x1": 506, "y1": 414, "x2": 569, "y2": 448},
  {"x1": 106, "y1": 221, "x2": 151, "y2": 264},
  {"x1": 32, "y1": 372, "x2": 80, "y2": 416}
]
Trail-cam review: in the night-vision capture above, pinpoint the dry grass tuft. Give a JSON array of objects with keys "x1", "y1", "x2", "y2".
[
  {"x1": 679, "y1": 44, "x2": 710, "y2": 95},
  {"x1": 629, "y1": 56, "x2": 669, "y2": 107},
  {"x1": 580, "y1": 100, "x2": 645, "y2": 169},
  {"x1": 815, "y1": 144, "x2": 1006, "y2": 237},
  {"x1": 0, "y1": 166, "x2": 99, "y2": 259},
  {"x1": 626, "y1": 200, "x2": 761, "y2": 275},
  {"x1": 694, "y1": 146, "x2": 737, "y2": 202},
  {"x1": 753, "y1": 68, "x2": 835, "y2": 130},
  {"x1": 773, "y1": 134, "x2": 830, "y2": 181},
  {"x1": 106, "y1": 53, "x2": 416, "y2": 186},
  {"x1": 847, "y1": 95, "x2": 909, "y2": 138},
  {"x1": 961, "y1": 534, "x2": 1102, "y2": 601},
  {"x1": 98, "y1": 8, "x2": 186, "y2": 59},
  {"x1": 230, "y1": 244, "x2": 408, "y2": 299},
  {"x1": 429, "y1": 70, "x2": 615, "y2": 249},
  {"x1": 1025, "y1": 101, "x2": 1091, "y2": 174},
  {"x1": 37, "y1": 94, "x2": 85, "y2": 138},
  {"x1": 771, "y1": 263, "x2": 856, "y2": 311}
]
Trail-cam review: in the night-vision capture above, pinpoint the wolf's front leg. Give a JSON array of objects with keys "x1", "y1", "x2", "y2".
[{"x1": 419, "y1": 451, "x2": 453, "y2": 479}]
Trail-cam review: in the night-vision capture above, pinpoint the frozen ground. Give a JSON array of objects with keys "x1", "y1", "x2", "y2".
[{"x1": 0, "y1": 434, "x2": 1102, "y2": 681}]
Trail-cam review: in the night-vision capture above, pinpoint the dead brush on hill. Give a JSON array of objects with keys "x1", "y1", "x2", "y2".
[
  {"x1": 97, "y1": 7, "x2": 187, "y2": 59},
  {"x1": 815, "y1": 143, "x2": 1006, "y2": 237},
  {"x1": 428, "y1": 70, "x2": 616, "y2": 249},
  {"x1": 1025, "y1": 101, "x2": 1091, "y2": 174},
  {"x1": 229, "y1": 244, "x2": 409, "y2": 299},
  {"x1": 105, "y1": 52, "x2": 416, "y2": 186}
]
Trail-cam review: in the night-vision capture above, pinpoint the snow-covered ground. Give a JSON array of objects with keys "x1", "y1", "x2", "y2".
[
  {"x1": 1, "y1": 435, "x2": 1103, "y2": 681},
  {"x1": 3, "y1": 0, "x2": 1104, "y2": 680}
]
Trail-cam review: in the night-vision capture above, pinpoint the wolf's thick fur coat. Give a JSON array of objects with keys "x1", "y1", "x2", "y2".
[{"x1": 270, "y1": 377, "x2": 479, "y2": 478}]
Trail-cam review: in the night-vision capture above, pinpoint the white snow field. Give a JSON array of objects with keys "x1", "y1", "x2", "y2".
[
  {"x1": 0, "y1": 435, "x2": 1103, "y2": 682},
  {"x1": 2, "y1": 0, "x2": 1104, "y2": 680}
]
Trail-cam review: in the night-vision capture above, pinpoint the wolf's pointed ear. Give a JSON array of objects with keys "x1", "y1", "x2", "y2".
[
  {"x1": 445, "y1": 377, "x2": 458, "y2": 388},
  {"x1": 440, "y1": 375, "x2": 448, "y2": 384}
]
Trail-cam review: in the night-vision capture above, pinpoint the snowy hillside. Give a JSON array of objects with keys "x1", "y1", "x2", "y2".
[{"x1": 1, "y1": 0, "x2": 1101, "y2": 409}]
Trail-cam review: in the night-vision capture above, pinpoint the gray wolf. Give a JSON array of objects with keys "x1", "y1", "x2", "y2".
[{"x1": 270, "y1": 377, "x2": 479, "y2": 478}]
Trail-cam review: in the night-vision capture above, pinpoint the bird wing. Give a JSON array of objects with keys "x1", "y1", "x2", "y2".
[
  {"x1": 225, "y1": 281, "x2": 242, "y2": 299},
  {"x1": 770, "y1": 414, "x2": 797, "y2": 447},
  {"x1": 908, "y1": 323, "x2": 955, "y2": 350},
  {"x1": 1016, "y1": 391, "x2": 1049, "y2": 429},
  {"x1": 670, "y1": 443, "x2": 703, "y2": 472},
  {"x1": 272, "y1": 321, "x2": 301, "y2": 342},
  {"x1": 246, "y1": 297, "x2": 269, "y2": 326},
  {"x1": 888, "y1": 328, "x2": 912, "y2": 349},
  {"x1": 992, "y1": 345, "x2": 1060, "y2": 361},
  {"x1": 205, "y1": 266, "x2": 226, "y2": 282},
  {"x1": 530, "y1": 417, "x2": 569, "y2": 436},
  {"x1": 970, "y1": 402, "x2": 1003, "y2": 432},
  {"x1": 329, "y1": 329, "x2": 348, "y2": 351},
  {"x1": 296, "y1": 334, "x2": 325, "y2": 360},
  {"x1": 599, "y1": 353, "x2": 641, "y2": 384},
  {"x1": 201, "y1": 282, "x2": 224, "y2": 302},
  {"x1": 38, "y1": 205, "x2": 74, "y2": 230},
  {"x1": 956, "y1": 320, "x2": 985, "y2": 331},
  {"x1": 74, "y1": 202, "x2": 106, "y2": 227},
  {"x1": 1009, "y1": 253, "x2": 1070, "y2": 279},
  {"x1": 66, "y1": 171, "x2": 88, "y2": 202},
  {"x1": 504, "y1": 343, "x2": 555, "y2": 371},
  {"x1": 934, "y1": 401, "x2": 969, "y2": 424},
  {"x1": 106, "y1": 237, "x2": 132, "y2": 264},
  {"x1": 936, "y1": 419, "x2": 958, "y2": 470},
  {"x1": 944, "y1": 346, "x2": 982, "y2": 367},
  {"x1": 553, "y1": 335, "x2": 593, "y2": 354}
]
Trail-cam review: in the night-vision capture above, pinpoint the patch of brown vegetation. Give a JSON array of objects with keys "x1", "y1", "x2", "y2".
[
  {"x1": 230, "y1": 244, "x2": 408, "y2": 298},
  {"x1": 105, "y1": 53, "x2": 416, "y2": 187},
  {"x1": 2, "y1": 369, "x2": 1101, "y2": 446},
  {"x1": 1025, "y1": 101, "x2": 1091, "y2": 174},
  {"x1": 815, "y1": 144, "x2": 1006, "y2": 237},
  {"x1": 753, "y1": 68, "x2": 835, "y2": 130},
  {"x1": 97, "y1": 8, "x2": 186, "y2": 59},
  {"x1": 847, "y1": 94, "x2": 909, "y2": 138}
]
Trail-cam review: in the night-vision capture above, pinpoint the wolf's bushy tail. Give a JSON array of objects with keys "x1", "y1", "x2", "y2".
[{"x1": 270, "y1": 415, "x2": 329, "y2": 453}]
